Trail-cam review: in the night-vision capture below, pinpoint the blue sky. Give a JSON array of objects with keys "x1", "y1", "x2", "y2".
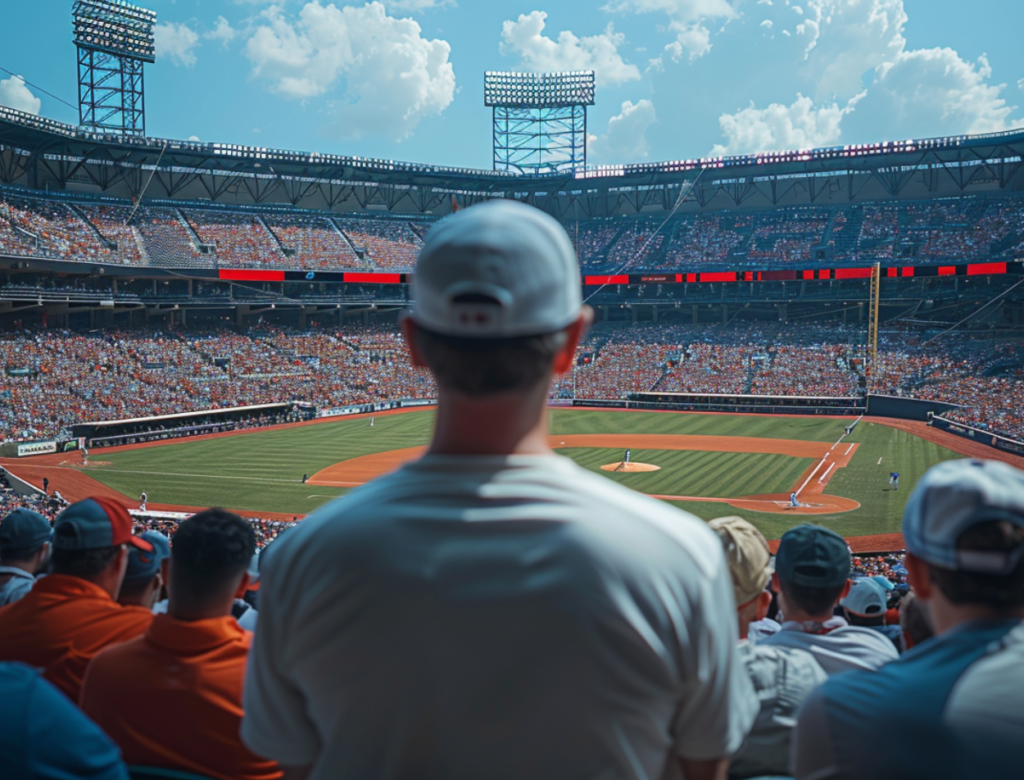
[{"x1": 1, "y1": 0, "x2": 1022, "y2": 169}]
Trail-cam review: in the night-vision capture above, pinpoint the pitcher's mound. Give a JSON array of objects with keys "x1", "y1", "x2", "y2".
[{"x1": 601, "y1": 462, "x2": 661, "y2": 473}]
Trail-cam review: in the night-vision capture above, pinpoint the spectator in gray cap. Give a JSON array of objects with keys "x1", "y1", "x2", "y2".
[
  {"x1": 792, "y1": 459, "x2": 1024, "y2": 780},
  {"x1": 0, "y1": 509, "x2": 52, "y2": 607},
  {"x1": 117, "y1": 531, "x2": 170, "y2": 610}
]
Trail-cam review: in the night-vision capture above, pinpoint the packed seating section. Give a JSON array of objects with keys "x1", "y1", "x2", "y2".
[
  {"x1": 4, "y1": 188, "x2": 1024, "y2": 272},
  {"x1": 2, "y1": 321, "x2": 1021, "y2": 445}
]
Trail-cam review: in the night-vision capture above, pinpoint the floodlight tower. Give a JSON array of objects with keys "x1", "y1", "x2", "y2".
[
  {"x1": 73, "y1": 0, "x2": 157, "y2": 136},
  {"x1": 484, "y1": 71, "x2": 595, "y2": 175}
]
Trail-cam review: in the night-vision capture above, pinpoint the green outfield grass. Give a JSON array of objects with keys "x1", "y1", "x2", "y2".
[{"x1": 80, "y1": 409, "x2": 968, "y2": 539}]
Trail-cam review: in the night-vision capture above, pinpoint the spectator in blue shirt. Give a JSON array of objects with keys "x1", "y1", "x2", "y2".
[
  {"x1": 0, "y1": 661, "x2": 128, "y2": 780},
  {"x1": 792, "y1": 459, "x2": 1024, "y2": 780}
]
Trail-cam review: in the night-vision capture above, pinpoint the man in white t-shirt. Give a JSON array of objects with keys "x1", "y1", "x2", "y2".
[{"x1": 242, "y1": 200, "x2": 757, "y2": 780}]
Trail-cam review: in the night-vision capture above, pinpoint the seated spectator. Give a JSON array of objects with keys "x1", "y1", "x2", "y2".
[
  {"x1": 840, "y1": 578, "x2": 905, "y2": 652},
  {"x1": 117, "y1": 530, "x2": 170, "y2": 610},
  {"x1": 0, "y1": 508, "x2": 51, "y2": 606},
  {"x1": 81, "y1": 509, "x2": 280, "y2": 780},
  {"x1": 898, "y1": 591, "x2": 934, "y2": 650},
  {"x1": 0, "y1": 497, "x2": 154, "y2": 700},
  {"x1": 710, "y1": 516, "x2": 827, "y2": 779},
  {"x1": 792, "y1": 459, "x2": 1024, "y2": 779},
  {"x1": 0, "y1": 661, "x2": 128, "y2": 779},
  {"x1": 761, "y1": 525, "x2": 899, "y2": 674}
]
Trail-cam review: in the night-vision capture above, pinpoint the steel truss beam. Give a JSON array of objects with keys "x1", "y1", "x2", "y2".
[{"x1": 493, "y1": 106, "x2": 587, "y2": 175}]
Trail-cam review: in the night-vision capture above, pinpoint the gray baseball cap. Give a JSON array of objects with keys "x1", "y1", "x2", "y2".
[
  {"x1": 903, "y1": 459, "x2": 1024, "y2": 573},
  {"x1": 410, "y1": 200, "x2": 582, "y2": 338}
]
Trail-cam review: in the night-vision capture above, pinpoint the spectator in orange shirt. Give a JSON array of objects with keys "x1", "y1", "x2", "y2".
[
  {"x1": 81, "y1": 509, "x2": 281, "y2": 780},
  {"x1": 0, "y1": 497, "x2": 154, "y2": 701}
]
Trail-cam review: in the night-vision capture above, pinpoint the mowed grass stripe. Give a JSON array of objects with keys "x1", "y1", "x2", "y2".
[{"x1": 558, "y1": 448, "x2": 814, "y2": 498}]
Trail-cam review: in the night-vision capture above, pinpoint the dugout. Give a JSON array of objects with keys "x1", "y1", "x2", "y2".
[
  {"x1": 73, "y1": 402, "x2": 316, "y2": 448},
  {"x1": 617, "y1": 392, "x2": 866, "y2": 415}
]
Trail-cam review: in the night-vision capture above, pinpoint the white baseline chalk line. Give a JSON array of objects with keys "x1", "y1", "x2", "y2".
[
  {"x1": 795, "y1": 456, "x2": 829, "y2": 497},
  {"x1": 818, "y1": 462, "x2": 836, "y2": 483},
  {"x1": 845, "y1": 443, "x2": 855, "y2": 456}
]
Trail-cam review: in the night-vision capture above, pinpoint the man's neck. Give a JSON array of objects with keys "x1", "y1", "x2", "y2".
[
  {"x1": 0, "y1": 560, "x2": 34, "y2": 575},
  {"x1": 168, "y1": 597, "x2": 235, "y2": 622},
  {"x1": 428, "y1": 384, "x2": 552, "y2": 456},
  {"x1": 929, "y1": 599, "x2": 1024, "y2": 636}
]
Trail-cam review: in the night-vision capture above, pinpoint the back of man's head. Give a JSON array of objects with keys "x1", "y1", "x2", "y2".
[
  {"x1": 407, "y1": 200, "x2": 584, "y2": 396},
  {"x1": 0, "y1": 509, "x2": 51, "y2": 572},
  {"x1": 903, "y1": 459, "x2": 1024, "y2": 616},
  {"x1": 118, "y1": 531, "x2": 171, "y2": 608},
  {"x1": 169, "y1": 509, "x2": 255, "y2": 617},
  {"x1": 708, "y1": 516, "x2": 773, "y2": 635},
  {"x1": 50, "y1": 498, "x2": 152, "y2": 595},
  {"x1": 840, "y1": 578, "x2": 888, "y2": 626},
  {"x1": 774, "y1": 524, "x2": 850, "y2": 620}
]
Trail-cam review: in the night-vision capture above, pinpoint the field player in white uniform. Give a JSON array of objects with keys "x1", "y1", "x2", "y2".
[{"x1": 243, "y1": 200, "x2": 756, "y2": 780}]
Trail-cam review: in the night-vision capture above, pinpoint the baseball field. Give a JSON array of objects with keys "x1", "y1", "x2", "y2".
[{"x1": 11, "y1": 407, "x2": 1001, "y2": 543}]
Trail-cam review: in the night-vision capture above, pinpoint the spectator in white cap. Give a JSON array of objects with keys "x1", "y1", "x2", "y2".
[
  {"x1": 792, "y1": 459, "x2": 1024, "y2": 780},
  {"x1": 243, "y1": 200, "x2": 756, "y2": 780},
  {"x1": 839, "y1": 578, "x2": 904, "y2": 652},
  {"x1": 709, "y1": 516, "x2": 826, "y2": 779}
]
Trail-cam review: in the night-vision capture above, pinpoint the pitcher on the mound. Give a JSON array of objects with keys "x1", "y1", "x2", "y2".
[{"x1": 623, "y1": 448, "x2": 631, "y2": 466}]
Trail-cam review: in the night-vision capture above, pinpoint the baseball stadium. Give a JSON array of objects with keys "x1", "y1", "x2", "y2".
[
  {"x1": 3, "y1": 95, "x2": 1024, "y2": 551},
  {"x1": 2, "y1": 2, "x2": 1024, "y2": 775}
]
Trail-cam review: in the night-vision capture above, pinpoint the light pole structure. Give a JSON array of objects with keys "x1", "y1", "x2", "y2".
[
  {"x1": 73, "y1": 0, "x2": 157, "y2": 136},
  {"x1": 484, "y1": 71, "x2": 595, "y2": 175}
]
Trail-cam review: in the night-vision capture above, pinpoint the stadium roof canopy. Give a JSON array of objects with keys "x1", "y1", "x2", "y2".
[{"x1": 1, "y1": 104, "x2": 1023, "y2": 217}]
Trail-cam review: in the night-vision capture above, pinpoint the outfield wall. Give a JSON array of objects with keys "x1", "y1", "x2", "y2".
[
  {"x1": 931, "y1": 417, "x2": 1024, "y2": 456},
  {"x1": 866, "y1": 394, "x2": 959, "y2": 422}
]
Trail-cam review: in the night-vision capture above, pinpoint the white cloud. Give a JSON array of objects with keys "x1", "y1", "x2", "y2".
[
  {"x1": 0, "y1": 75, "x2": 41, "y2": 115},
  {"x1": 860, "y1": 49, "x2": 1017, "y2": 135},
  {"x1": 604, "y1": 0, "x2": 734, "y2": 64},
  {"x1": 589, "y1": 99, "x2": 658, "y2": 162},
  {"x1": 155, "y1": 21, "x2": 201, "y2": 67},
  {"x1": 710, "y1": 92, "x2": 861, "y2": 155},
  {"x1": 205, "y1": 16, "x2": 237, "y2": 46},
  {"x1": 188, "y1": 135, "x2": 201, "y2": 141},
  {"x1": 663, "y1": 23, "x2": 712, "y2": 62},
  {"x1": 602, "y1": 0, "x2": 734, "y2": 22},
  {"x1": 760, "y1": 19, "x2": 773, "y2": 28},
  {"x1": 380, "y1": 0, "x2": 454, "y2": 10},
  {"x1": 797, "y1": 0, "x2": 907, "y2": 101},
  {"x1": 1019, "y1": 76, "x2": 1024, "y2": 92},
  {"x1": 246, "y1": 1, "x2": 455, "y2": 141},
  {"x1": 500, "y1": 11, "x2": 640, "y2": 87}
]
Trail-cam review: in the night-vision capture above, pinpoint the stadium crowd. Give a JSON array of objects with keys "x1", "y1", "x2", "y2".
[
  {"x1": 0, "y1": 198, "x2": 1022, "y2": 780},
  {"x1": 7, "y1": 186, "x2": 1024, "y2": 273},
  {"x1": 3, "y1": 321, "x2": 1023, "y2": 444}
]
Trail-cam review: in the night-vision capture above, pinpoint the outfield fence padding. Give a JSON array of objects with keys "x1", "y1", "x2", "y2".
[{"x1": 931, "y1": 417, "x2": 1024, "y2": 456}]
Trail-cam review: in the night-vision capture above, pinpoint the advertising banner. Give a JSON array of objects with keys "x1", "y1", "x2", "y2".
[{"x1": 17, "y1": 440, "x2": 57, "y2": 457}]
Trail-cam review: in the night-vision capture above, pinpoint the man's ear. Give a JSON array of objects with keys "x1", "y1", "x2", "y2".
[
  {"x1": 552, "y1": 306, "x2": 594, "y2": 375},
  {"x1": 401, "y1": 315, "x2": 429, "y2": 369},
  {"x1": 905, "y1": 553, "x2": 933, "y2": 601},
  {"x1": 233, "y1": 572, "x2": 252, "y2": 600},
  {"x1": 756, "y1": 590, "x2": 772, "y2": 621}
]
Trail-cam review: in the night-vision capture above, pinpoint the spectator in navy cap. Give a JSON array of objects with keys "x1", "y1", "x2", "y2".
[
  {"x1": 760, "y1": 524, "x2": 898, "y2": 674},
  {"x1": 0, "y1": 509, "x2": 52, "y2": 607},
  {"x1": 118, "y1": 531, "x2": 170, "y2": 611},
  {"x1": 792, "y1": 459, "x2": 1024, "y2": 780}
]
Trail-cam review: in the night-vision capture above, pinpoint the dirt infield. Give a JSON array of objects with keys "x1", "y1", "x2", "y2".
[{"x1": 309, "y1": 433, "x2": 861, "y2": 516}]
